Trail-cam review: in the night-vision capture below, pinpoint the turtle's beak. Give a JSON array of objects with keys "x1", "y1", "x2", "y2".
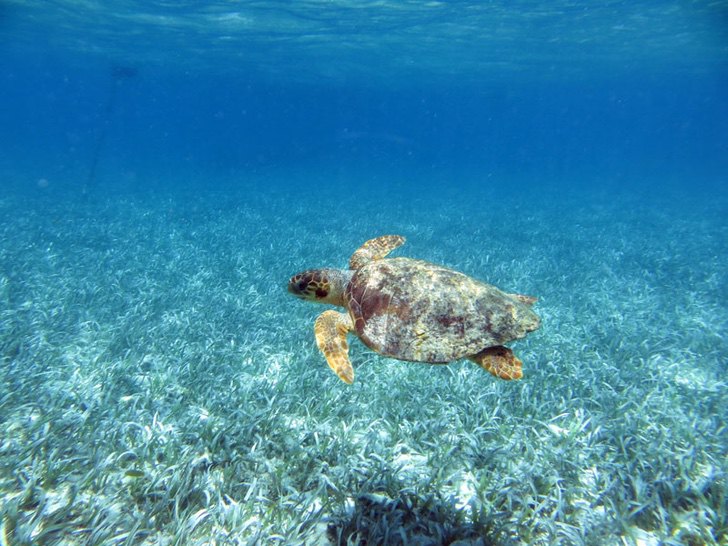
[{"x1": 287, "y1": 277, "x2": 301, "y2": 296}]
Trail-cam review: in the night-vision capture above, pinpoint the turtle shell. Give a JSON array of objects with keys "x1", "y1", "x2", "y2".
[{"x1": 344, "y1": 257, "x2": 539, "y2": 362}]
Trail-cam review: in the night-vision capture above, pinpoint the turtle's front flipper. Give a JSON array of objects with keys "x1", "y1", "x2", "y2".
[
  {"x1": 349, "y1": 235, "x2": 406, "y2": 269},
  {"x1": 469, "y1": 346, "x2": 523, "y2": 380},
  {"x1": 314, "y1": 310, "x2": 355, "y2": 384}
]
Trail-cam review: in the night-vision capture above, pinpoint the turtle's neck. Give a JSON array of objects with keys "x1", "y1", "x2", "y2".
[{"x1": 323, "y1": 269, "x2": 354, "y2": 307}]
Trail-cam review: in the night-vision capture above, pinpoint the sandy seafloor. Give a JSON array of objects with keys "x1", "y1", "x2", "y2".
[{"x1": 0, "y1": 171, "x2": 726, "y2": 545}]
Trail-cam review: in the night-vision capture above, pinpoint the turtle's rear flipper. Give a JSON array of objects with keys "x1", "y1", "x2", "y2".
[
  {"x1": 469, "y1": 346, "x2": 523, "y2": 380},
  {"x1": 315, "y1": 310, "x2": 355, "y2": 384}
]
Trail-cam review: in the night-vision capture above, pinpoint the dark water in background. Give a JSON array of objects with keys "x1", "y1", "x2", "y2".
[{"x1": 1, "y1": 1, "x2": 727, "y2": 198}]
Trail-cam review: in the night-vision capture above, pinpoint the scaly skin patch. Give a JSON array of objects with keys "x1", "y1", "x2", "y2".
[{"x1": 314, "y1": 310, "x2": 355, "y2": 384}]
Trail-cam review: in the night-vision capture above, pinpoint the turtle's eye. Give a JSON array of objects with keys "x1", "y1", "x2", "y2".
[{"x1": 288, "y1": 273, "x2": 314, "y2": 298}]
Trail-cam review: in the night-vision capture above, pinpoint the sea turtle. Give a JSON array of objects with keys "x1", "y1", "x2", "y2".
[{"x1": 288, "y1": 235, "x2": 540, "y2": 384}]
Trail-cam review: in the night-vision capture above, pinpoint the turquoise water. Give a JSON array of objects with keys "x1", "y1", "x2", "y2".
[{"x1": 0, "y1": 2, "x2": 726, "y2": 545}]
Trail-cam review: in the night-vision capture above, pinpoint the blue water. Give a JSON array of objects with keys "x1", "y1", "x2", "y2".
[
  {"x1": 1, "y1": 2, "x2": 727, "y2": 544},
  {"x1": 2, "y1": 1, "x2": 727, "y2": 195}
]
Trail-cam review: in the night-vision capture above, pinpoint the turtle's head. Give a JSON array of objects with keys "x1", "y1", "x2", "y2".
[{"x1": 288, "y1": 269, "x2": 350, "y2": 306}]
